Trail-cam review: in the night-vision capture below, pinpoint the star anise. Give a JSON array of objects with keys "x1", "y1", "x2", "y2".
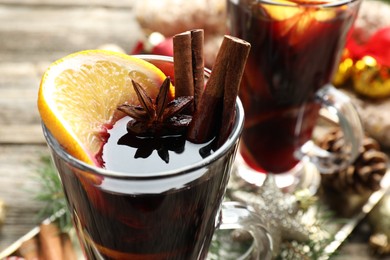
[
  {"x1": 118, "y1": 132, "x2": 186, "y2": 164},
  {"x1": 117, "y1": 76, "x2": 193, "y2": 137}
]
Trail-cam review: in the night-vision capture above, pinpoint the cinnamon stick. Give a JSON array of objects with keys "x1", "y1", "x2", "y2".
[
  {"x1": 217, "y1": 35, "x2": 251, "y2": 147},
  {"x1": 190, "y1": 29, "x2": 205, "y2": 111},
  {"x1": 187, "y1": 35, "x2": 251, "y2": 144},
  {"x1": 19, "y1": 237, "x2": 39, "y2": 260},
  {"x1": 39, "y1": 222, "x2": 63, "y2": 260},
  {"x1": 61, "y1": 233, "x2": 77, "y2": 260},
  {"x1": 173, "y1": 31, "x2": 194, "y2": 98}
]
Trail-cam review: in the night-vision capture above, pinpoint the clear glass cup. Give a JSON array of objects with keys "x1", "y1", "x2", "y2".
[
  {"x1": 227, "y1": 0, "x2": 364, "y2": 192},
  {"x1": 42, "y1": 55, "x2": 273, "y2": 259}
]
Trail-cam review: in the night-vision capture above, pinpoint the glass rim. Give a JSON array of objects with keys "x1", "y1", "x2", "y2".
[
  {"x1": 42, "y1": 54, "x2": 245, "y2": 180},
  {"x1": 238, "y1": 0, "x2": 360, "y2": 8}
]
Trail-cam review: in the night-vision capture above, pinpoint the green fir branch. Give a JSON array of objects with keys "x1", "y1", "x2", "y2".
[{"x1": 35, "y1": 156, "x2": 71, "y2": 232}]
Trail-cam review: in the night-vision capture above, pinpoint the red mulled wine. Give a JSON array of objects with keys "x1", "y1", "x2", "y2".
[
  {"x1": 52, "y1": 119, "x2": 235, "y2": 259},
  {"x1": 53, "y1": 88, "x2": 237, "y2": 259},
  {"x1": 227, "y1": 0, "x2": 359, "y2": 173}
]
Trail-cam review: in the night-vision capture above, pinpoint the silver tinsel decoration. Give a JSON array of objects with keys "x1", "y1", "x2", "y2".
[
  {"x1": 228, "y1": 171, "x2": 330, "y2": 257},
  {"x1": 369, "y1": 193, "x2": 390, "y2": 255}
]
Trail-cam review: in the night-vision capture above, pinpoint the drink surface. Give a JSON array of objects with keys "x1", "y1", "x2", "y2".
[
  {"x1": 101, "y1": 116, "x2": 212, "y2": 173},
  {"x1": 228, "y1": 0, "x2": 359, "y2": 173}
]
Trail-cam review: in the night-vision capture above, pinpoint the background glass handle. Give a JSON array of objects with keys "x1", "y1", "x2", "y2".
[
  {"x1": 300, "y1": 84, "x2": 364, "y2": 174},
  {"x1": 216, "y1": 201, "x2": 273, "y2": 260}
]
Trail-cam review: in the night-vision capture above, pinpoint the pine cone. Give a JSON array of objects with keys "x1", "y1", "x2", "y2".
[{"x1": 319, "y1": 128, "x2": 388, "y2": 194}]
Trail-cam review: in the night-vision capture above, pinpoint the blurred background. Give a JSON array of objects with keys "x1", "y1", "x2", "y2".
[{"x1": 1, "y1": 0, "x2": 390, "y2": 259}]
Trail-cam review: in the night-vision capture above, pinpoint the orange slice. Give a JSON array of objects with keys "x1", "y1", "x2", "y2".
[
  {"x1": 261, "y1": 0, "x2": 301, "y2": 21},
  {"x1": 38, "y1": 50, "x2": 167, "y2": 165},
  {"x1": 261, "y1": 0, "x2": 336, "y2": 43}
]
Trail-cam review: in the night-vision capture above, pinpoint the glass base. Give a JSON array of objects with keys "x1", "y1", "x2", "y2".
[{"x1": 234, "y1": 154, "x2": 321, "y2": 194}]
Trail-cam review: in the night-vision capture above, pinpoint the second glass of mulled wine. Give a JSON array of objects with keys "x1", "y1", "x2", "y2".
[{"x1": 227, "y1": 0, "x2": 364, "y2": 191}]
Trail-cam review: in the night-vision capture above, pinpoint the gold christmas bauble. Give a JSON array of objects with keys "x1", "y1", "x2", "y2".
[
  {"x1": 353, "y1": 56, "x2": 390, "y2": 99},
  {"x1": 333, "y1": 50, "x2": 354, "y2": 87}
]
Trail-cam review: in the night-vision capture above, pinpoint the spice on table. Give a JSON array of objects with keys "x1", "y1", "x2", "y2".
[
  {"x1": 18, "y1": 237, "x2": 39, "y2": 260},
  {"x1": 60, "y1": 233, "x2": 77, "y2": 260},
  {"x1": 39, "y1": 222, "x2": 64, "y2": 260}
]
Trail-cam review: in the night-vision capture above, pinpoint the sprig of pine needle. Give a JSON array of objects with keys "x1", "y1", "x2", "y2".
[{"x1": 35, "y1": 156, "x2": 72, "y2": 232}]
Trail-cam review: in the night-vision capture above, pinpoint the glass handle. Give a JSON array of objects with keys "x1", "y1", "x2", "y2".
[
  {"x1": 300, "y1": 84, "x2": 364, "y2": 174},
  {"x1": 216, "y1": 201, "x2": 273, "y2": 260}
]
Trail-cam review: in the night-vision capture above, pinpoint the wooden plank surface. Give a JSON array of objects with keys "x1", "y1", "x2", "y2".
[
  {"x1": 0, "y1": 0, "x2": 142, "y2": 253},
  {"x1": 0, "y1": 145, "x2": 47, "y2": 250},
  {"x1": 0, "y1": 5, "x2": 142, "y2": 63},
  {"x1": 0, "y1": 0, "x2": 136, "y2": 8}
]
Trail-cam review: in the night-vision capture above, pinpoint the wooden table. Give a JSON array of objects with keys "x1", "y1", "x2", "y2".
[
  {"x1": 0, "y1": 1, "x2": 386, "y2": 259},
  {"x1": 0, "y1": 0, "x2": 141, "y2": 253}
]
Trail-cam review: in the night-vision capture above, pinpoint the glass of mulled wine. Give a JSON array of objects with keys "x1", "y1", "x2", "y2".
[
  {"x1": 42, "y1": 55, "x2": 273, "y2": 260},
  {"x1": 227, "y1": 0, "x2": 364, "y2": 191}
]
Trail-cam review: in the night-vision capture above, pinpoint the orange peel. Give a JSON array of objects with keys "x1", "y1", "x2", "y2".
[{"x1": 38, "y1": 50, "x2": 167, "y2": 165}]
